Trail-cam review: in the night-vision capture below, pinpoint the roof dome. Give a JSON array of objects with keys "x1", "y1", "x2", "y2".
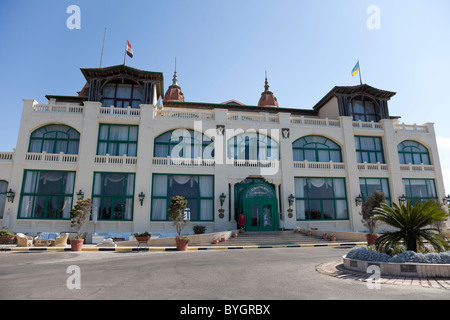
[
  {"x1": 164, "y1": 70, "x2": 185, "y2": 102},
  {"x1": 258, "y1": 75, "x2": 278, "y2": 107}
]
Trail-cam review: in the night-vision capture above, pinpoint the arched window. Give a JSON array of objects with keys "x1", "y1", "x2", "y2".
[
  {"x1": 227, "y1": 132, "x2": 279, "y2": 161},
  {"x1": 29, "y1": 125, "x2": 80, "y2": 154},
  {"x1": 102, "y1": 82, "x2": 143, "y2": 109},
  {"x1": 348, "y1": 98, "x2": 380, "y2": 122},
  {"x1": 398, "y1": 141, "x2": 431, "y2": 165},
  {"x1": 154, "y1": 129, "x2": 214, "y2": 159},
  {"x1": 292, "y1": 136, "x2": 342, "y2": 162}
]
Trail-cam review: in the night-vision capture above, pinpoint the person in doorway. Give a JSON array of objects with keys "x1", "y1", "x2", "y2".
[{"x1": 238, "y1": 212, "x2": 245, "y2": 230}]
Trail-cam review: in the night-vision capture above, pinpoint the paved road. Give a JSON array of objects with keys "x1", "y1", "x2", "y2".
[{"x1": 1, "y1": 246, "x2": 449, "y2": 303}]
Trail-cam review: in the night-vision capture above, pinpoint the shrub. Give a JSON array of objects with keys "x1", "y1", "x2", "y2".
[
  {"x1": 167, "y1": 196, "x2": 188, "y2": 237},
  {"x1": 0, "y1": 230, "x2": 14, "y2": 237},
  {"x1": 193, "y1": 225, "x2": 206, "y2": 234},
  {"x1": 70, "y1": 198, "x2": 92, "y2": 239},
  {"x1": 134, "y1": 231, "x2": 151, "y2": 238},
  {"x1": 360, "y1": 190, "x2": 385, "y2": 235}
]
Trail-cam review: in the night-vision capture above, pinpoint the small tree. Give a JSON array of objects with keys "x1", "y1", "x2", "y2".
[
  {"x1": 70, "y1": 198, "x2": 92, "y2": 239},
  {"x1": 168, "y1": 196, "x2": 188, "y2": 238},
  {"x1": 360, "y1": 190, "x2": 385, "y2": 235}
]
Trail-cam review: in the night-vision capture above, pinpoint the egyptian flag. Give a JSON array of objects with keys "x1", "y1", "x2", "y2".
[{"x1": 126, "y1": 40, "x2": 133, "y2": 58}]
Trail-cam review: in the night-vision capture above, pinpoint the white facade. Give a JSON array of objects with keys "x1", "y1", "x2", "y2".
[{"x1": 0, "y1": 65, "x2": 446, "y2": 241}]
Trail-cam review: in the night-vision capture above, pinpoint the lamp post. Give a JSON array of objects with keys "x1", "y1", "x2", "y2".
[
  {"x1": 443, "y1": 195, "x2": 450, "y2": 205},
  {"x1": 138, "y1": 192, "x2": 145, "y2": 206},
  {"x1": 288, "y1": 194, "x2": 295, "y2": 208},
  {"x1": 219, "y1": 193, "x2": 226, "y2": 208}
]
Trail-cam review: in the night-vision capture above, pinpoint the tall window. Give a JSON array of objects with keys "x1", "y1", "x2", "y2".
[
  {"x1": 18, "y1": 171, "x2": 75, "y2": 219},
  {"x1": 151, "y1": 174, "x2": 214, "y2": 222},
  {"x1": 402, "y1": 179, "x2": 437, "y2": 205},
  {"x1": 359, "y1": 178, "x2": 391, "y2": 205},
  {"x1": 292, "y1": 135, "x2": 342, "y2": 162},
  {"x1": 355, "y1": 136, "x2": 385, "y2": 163},
  {"x1": 29, "y1": 125, "x2": 80, "y2": 154},
  {"x1": 227, "y1": 132, "x2": 279, "y2": 161},
  {"x1": 294, "y1": 177, "x2": 348, "y2": 220},
  {"x1": 348, "y1": 99, "x2": 380, "y2": 122},
  {"x1": 154, "y1": 129, "x2": 214, "y2": 159},
  {"x1": 0, "y1": 181, "x2": 8, "y2": 218},
  {"x1": 398, "y1": 141, "x2": 431, "y2": 165},
  {"x1": 102, "y1": 83, "x2": 143, "y2": 108},
  {"x1": 97, "y1": 124, "x2": 138, "y2": 157},
  {"x1": 92, "y1": 172, "x2": 135, "y2": 221}
]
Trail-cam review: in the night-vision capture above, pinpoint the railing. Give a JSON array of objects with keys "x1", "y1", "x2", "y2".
[
  {"x1": 293, "y1": 160, "x2": 345, "y2": 170},
  {"x1": 290, "y1": 116, "x2": 340, "y2": 127},
  {"x1": 152, "y1": 157, "x2": 215, "y2": 167},
  {"x1": 100, "y1": 106, "x2": 140, "y2": 117},
  {"x1": 232, "y1": 159, "x2": 279, "y2": 168},
  {"x1": 228, "y1": 112, "x2": 279, "y2": 123},
  {"x1": 25, "y1": 152, "x2": 78, "y2": 163},
  {"x1": 400, "y1": 164, "x2": 435, "y2": 172},
  {"x1": 0, "y1": 152, "x2": 13, "y2": 161},
  {"x1": 394, "y1": 123, "x2": 429, "y2": 133},
  {"x1": 94, "y1": 154, "x2": 137, "y2": 165},
  {"x1": 155, "y1": 108, "x2": 215, "y2": 120},
  {"x1": 352, "y1": 120, "x2": 383, "y2": 129},
  {"x1": 33, "y1": 104, "x2": 84, "y2": 114},
  {"x1": 357, "y1": 162, "x2": 389, "y2": 171}
]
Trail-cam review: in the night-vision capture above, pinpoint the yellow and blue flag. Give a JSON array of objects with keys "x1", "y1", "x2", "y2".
[{"x1": 351, "y1": 61, "x2": 360, "y2": 76}]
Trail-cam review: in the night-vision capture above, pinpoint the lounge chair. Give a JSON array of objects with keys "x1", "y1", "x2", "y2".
[
  {"x1": 34, "y1": 232, "x2": 59, "y2": 247},
  {"x1": 54, "y1": 233, "x2": 70, "y2": 247},
  {"x1": 15, "y1": 233, "x2": 33, "y2": 247}
]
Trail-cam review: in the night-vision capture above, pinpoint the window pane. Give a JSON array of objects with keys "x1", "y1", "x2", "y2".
[
  {"x1": 296, "y1": 200, "x2": 306, "y2": 220},
  {"x1": 168, "y1": 176, "x2": 199, "y2": 198},
  {"x1": 307, "y1": 200, "x2": 322, "y2": 220},
  {"x1": 323, "y1": 200, "x2": 335, "y2": 220}
]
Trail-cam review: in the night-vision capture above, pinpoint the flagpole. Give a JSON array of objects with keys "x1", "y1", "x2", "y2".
[
  {"x1": 358, "y1": 60, "x2": 363, "y2": 85},
  {"x1": 99, "y1": 27, "x2": 106, "y2": 68},
  {"x1": 123, "y1": 40, "x2": 127, "y2": 66}
]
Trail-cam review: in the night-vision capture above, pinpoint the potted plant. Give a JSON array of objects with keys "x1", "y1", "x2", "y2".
[
  {"x1": 360, "y1": 190, "x2": 385, "y2": 245},
  {"x1": 168, "y1": 196, "x2": 190, "y2": 251},
  {"x1": 212, "y1": 239, "x2": 219, "y2": 244},
  {"x1": 134, "y1": 231, "x2": 151, "y2": 242},
  {"x1": 330, "y1": 234, "x2": 337, "y2": 241},
  {"x1": 232, "y1": 232, "x2": 238, "y2": 238},
  {"x1": 322, "y1": 233, "x2": 329, "y2": 239},
  {"x1": 70, "y1": 198, "x2": 92, "y2": 251},
  {"x1": 306, "y1": 230, "x2": 312, "y2": 236},
  {"x1": 193, "y1": 225, "x2": 206, "y2": 235},
  {"x1": 295, "y1": 226, "x2": 301, "y2": 233},
  {"x1": 0, "y1": 229, "x2": 14, "y2": 243}
]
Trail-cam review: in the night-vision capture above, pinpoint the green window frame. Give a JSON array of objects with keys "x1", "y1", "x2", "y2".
[
  {"x1": 292, "y1": 135, "x2": 342, "y2": 162},
  {"x1": 398, "y1": 141, "x2": 431, "y2": 165},
  {"x1": 227, "y1": 132, "x2": 279, "y2": 161},
  {"x1": 294, "y1": 177, "x2": 348, "y2": 221},
  {"x1": 348, "y1": 99, "x2": 381, "y2": 122},
  {"x1": 151, "y1": 174, "x2": 214, "y2": 222},
  {"x1": 402, "y1": 178, "x2": 437, "y2": 205},
  {"x1": 97, "y1": 124, "x2": 138, "y2": 157},
  {"x1": 0, "y1": 180, "x2": 8, "y2": 218},
  {"x1": 18, "y1": 170, "x2": 76, "y2": 220},
  {"x1": 101, "y1": 83, "x2": 143, "y2": 109},
  {"x1": 355, "y1": 136, "x2": 385, "y2": 164},
  {"x1": 92, "y1": 172, "x2": 135, "y2": 221},
  {"x1": 154, "y1": 129, "x2": 214, "y2": 159},
  {"x1": 28, "y1": 124, "x2": 80, "y2": 154},
  {"x1": 359, "y1": 178, "x2": 391, "y2": 205}
]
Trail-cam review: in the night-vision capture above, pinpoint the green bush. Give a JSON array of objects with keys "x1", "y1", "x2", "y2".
[
  {"x1": 0, "y1": 230, "x2": 14, "y2": 237},
  {"x1": 193, "y1": 225, "x2": 206, "y2": 234}
]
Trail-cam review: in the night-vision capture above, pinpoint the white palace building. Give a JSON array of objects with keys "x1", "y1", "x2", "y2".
[{"x1": 0, "y1": 64, "x2": 447, "y2": 240}]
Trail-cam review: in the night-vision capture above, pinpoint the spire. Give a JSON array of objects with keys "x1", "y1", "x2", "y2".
[
  {"x1": 172, "y1": 57, "x2": 178, "y2": 86},
  {"x1": 258, "y1": 71, "x2": 279, "y2": 107},
  {"x1": 164, "y1": 57, "x2": 185, "y2": 102},
  {"x1": 264, "y1": 71, "x2": 270, "y2": 92}
]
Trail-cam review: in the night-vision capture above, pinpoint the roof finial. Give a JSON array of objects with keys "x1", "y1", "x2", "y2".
[
  {"x1": 172, "y1": 57, "x2": 178, "y2": 86},
  {"x1": 264, "y1": 71, "x2": 270, "y2": 92}
]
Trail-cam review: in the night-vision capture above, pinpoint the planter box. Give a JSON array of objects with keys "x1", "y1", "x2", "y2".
[{"x1": 343, "y1": 255, "x2": 450, "y2": 278}]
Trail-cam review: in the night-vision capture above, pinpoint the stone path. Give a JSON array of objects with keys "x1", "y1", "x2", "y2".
[{"x1": 316, "y1": 260, "x2": 450, "y2": 290}]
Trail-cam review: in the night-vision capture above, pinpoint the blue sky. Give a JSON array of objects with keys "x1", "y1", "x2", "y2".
[{"x1": 1, "y1": 0, "x2": 450, "y2": 191}]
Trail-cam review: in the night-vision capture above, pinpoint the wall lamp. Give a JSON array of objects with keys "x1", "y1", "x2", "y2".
[
  {"x1": 219, "y1": 193, "x2": 226, "y2": 208},
  {"x1": 398, "y1": 194, "x2": 406, "y2": 205},
  {"x1": 443, "y1": 195, "x2": 450, "y2": 205},
  {"x1": 288, "y1": 194, "x2": 295, "y2": 208},
  {"x1": 355, "y1": 194, "x2": 363, "y2": 207},
  {"x1": 138, "y1": 192, "x2": 146, "y2": 206},
  {"x1": 6, "y1": 188, "x2": 15, "y2": 203},
  {"x1": 76, "y1": 189, "x2": 84, "y2": 200}
]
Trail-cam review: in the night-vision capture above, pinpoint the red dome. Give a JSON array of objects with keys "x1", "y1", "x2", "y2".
[
  {"x1": 258, "y1": 76, "x2": 278, "y2": 107},
  {"x1": 164, "y1": 71, "x2": 185, "y2": 102}
]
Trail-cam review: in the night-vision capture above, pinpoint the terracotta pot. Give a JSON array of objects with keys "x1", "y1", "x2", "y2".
[
  {"x1": 220, "y1": 237, "x2": 226, "y2": 242},
  {"x1": 232, "y1": 233, "x2": 238, "y2": 238},
  {"x1": 0, "y1": 236, "x2": 14, "y2": 243},
  {"x1": 70, "y1": 239, "x2": 84, "y2": 251},
  {"x1": 175, "y1": 237, "x2": 189, "y2": 251},
  {"x1": 366, "y1": 234, "x2": 379, "y2": 245},
  {"x1": 295, "y1": 229, "x2": 301, "y2": 233},
  {"x1": 239, "y1": 229, "x2": 245, "y2": 234},
  {"x1": 135, "y1": 236, "x2": 151, "y2": 242},
  {"x1": 322, "y1": 235, "x2": 328, "y2": 239},
  {"x1": 330, "y1": 236, "x2": 337, "y2": 242},
  {"x1": 306, "y1": 231, "x2": 312, "y2": 236},
  {"x1": 212, "y1": 239, "x2": 219, "y2": 244}
]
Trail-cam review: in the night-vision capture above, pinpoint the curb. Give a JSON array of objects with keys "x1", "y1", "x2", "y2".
[{"x1": 1, "y1": 242, "x2": 366, "y2": 252}]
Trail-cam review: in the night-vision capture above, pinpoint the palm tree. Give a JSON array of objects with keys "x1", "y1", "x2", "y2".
[{"x1": 373, "y1": 200, "x2": 449, "y2": 253}]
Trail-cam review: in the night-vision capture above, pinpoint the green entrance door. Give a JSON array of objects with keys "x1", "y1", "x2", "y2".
[
  {"x1": 241, "y1": 182, "x2": 279, "y2": 231},
  {"x1": 247, "y1": 201, "x2": 277, "y2": 231}
]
